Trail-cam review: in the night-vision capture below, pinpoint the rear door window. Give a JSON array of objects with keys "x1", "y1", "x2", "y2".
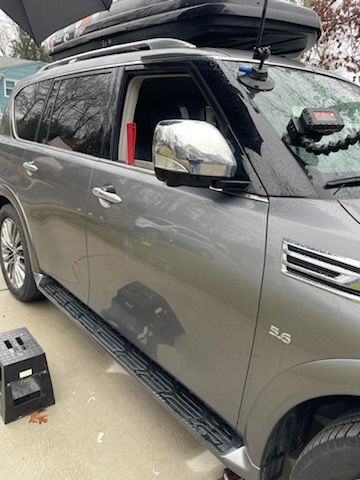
[
  {"x1": 37, "y1": 81, "x2": 60, "y2": 144},
  {"x1": 43, "y1": 73, "x2": 112, "y2": 158},
  {"x1": 14, "y1": 81, "x2": 52, "y2": 141}
]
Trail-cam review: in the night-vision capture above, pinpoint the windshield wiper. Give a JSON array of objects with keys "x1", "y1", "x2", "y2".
[{"x1": 324, "y1": 176, "x2": 360, "y2": 190}]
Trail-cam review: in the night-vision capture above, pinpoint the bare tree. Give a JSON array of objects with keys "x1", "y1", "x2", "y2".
[
  {"x1": 0, "y1": 18, "x2": 17, "y2": 56},
  {"x1": 10, "y1": 27, "x2": 51, "y2": 62},
  {"x1": 302, "y1": 0, "x2": 360, "y2": 83}
]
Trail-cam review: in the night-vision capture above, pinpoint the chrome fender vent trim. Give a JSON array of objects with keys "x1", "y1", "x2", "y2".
[{"x1": 281, "y1": 240, "x2": 360, "y2": 301}]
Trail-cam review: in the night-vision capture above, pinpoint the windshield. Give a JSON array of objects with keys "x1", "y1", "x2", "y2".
[{"x1": 226, "y1": 63, "x2": 360, "y2": 198}]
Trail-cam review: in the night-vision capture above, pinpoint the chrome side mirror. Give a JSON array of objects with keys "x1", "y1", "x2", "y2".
[{"x1": 152, "y1": 120, "x2": 237, "y2": 187}]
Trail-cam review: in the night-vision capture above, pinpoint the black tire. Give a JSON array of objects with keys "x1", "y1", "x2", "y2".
[
  {"x1": 0, "y1": 204, "x2": 42, "y2": 302},
  {"x1": 290, "y1": 411, "x2": 360, "y2": 480}
]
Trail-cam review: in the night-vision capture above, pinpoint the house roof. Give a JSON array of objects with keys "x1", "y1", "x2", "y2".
[{"x1": 0, "y1": 57, "x2": 38, "y2": 70}]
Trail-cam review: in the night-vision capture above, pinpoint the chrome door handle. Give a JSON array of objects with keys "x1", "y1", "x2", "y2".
[
  {"x1": 92, "y1": 187, "x2": 122, "y2": 206},
  {"x1": 23, "y1": 161, "x2": 38, "y2": 175}
]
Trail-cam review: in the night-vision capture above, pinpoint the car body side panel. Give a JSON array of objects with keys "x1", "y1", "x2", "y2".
[
  {"x1": 20, "y1": 142, "x2": 95, "y2": 302},
  {"x1": 245, "y1": 359, "x2": 360, "y2": 468},
  {"x1": 86, "y1": 162, "x2": 268, "y2": 427},
  {"x1": 0, "y1": 134, "x2": 40, "y2": 272},
  {"x1": 239, "y1": 197, "x2": 360, "y2": 466},
  {"x1": 0, "y1": 184, "x2": 40, "y2": 273}
]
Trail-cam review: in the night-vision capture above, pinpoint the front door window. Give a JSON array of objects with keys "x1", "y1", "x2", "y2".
[{"x1": 119, "y1": 75, "x2": 218, "y2": 170}]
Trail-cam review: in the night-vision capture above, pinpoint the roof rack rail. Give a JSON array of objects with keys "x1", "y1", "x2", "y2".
[{"x1": 42, "y1": 38, "x2": 196, "y2": 71}]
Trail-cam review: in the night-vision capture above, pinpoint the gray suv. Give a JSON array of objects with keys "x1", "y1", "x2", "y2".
[{"x1": 0, "y1": 39, "x2": 359, "y2": 480}]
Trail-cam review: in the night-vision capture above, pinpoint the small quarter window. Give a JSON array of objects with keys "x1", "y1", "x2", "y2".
[
  {"x1": 14, "y1": 81, "x2": 51, "y2": 142},
  {"x1": 45, "y1": 74, "x2": 112, "y2": 158}
]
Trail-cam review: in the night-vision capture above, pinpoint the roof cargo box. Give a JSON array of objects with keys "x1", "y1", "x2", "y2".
[{"x1": 48, "y1": 0, "x2": 322, "y2": 61}]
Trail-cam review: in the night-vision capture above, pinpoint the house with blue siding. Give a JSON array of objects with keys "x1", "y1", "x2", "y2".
[{"x1": 0, "y1": 58, "x2": 45, "y2": 113}]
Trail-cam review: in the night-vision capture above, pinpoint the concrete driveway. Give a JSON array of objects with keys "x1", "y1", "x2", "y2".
[{"x1": 0, "y1": 272, "x2": 223, "y2": 480}]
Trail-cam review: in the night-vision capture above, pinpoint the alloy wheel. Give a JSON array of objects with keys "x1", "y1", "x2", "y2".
[{"x1": 1, "y1": 218, "x2": 25, "y2": 289}]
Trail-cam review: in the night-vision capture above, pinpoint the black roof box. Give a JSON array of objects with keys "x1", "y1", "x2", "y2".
[{"x1": 48, "y1": 0, "x2": 321, "y2": 61}]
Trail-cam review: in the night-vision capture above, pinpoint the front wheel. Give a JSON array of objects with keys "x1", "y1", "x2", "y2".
[
  {"x1": 290, "y1": 411, "x2": 360, "y2": 480},
  {"x1": 0, "y1": 204, "x2": 42, "y2": 302}
]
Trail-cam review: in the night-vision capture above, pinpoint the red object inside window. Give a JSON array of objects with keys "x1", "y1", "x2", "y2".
[{"x1": 127, "y1": 122, "x2": 137, "y2": 165}]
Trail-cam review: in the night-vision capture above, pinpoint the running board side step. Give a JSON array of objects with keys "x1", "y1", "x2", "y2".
[{"x1": 36, "y1": 276, "x2": 248, "y2": 457}]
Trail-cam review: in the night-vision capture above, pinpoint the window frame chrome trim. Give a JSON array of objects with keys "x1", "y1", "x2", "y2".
[
  {"x1": 236, "y1": 193, "x2": 269, "y2": 203},
  {"x1": 96, "y1": 156, "x2": 156, "y2": 176}
]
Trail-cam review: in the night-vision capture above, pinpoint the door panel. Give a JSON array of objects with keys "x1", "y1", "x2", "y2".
[
  {"x1": 14, "y1": 71, "x2": 114, "y2": 302},
  {"x1": 20, "y1": 145, "x2": 94, "y2": 302},
  {"x1": 87, "y1": 163, "x2": 268, "y2": 426}
]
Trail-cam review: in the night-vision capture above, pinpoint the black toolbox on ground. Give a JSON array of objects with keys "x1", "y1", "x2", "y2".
[{"x1": 0, "y1": 328, "x2": 55, "y2": 424}]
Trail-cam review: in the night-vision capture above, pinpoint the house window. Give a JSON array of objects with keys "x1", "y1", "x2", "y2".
[{"x1": 4, "y1": 79, "x2": 17, "y2": 98}]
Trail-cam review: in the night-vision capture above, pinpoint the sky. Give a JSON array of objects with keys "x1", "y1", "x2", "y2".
[{"x1": 0, "y1": 10, "x2": 14, "y2": 30}]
